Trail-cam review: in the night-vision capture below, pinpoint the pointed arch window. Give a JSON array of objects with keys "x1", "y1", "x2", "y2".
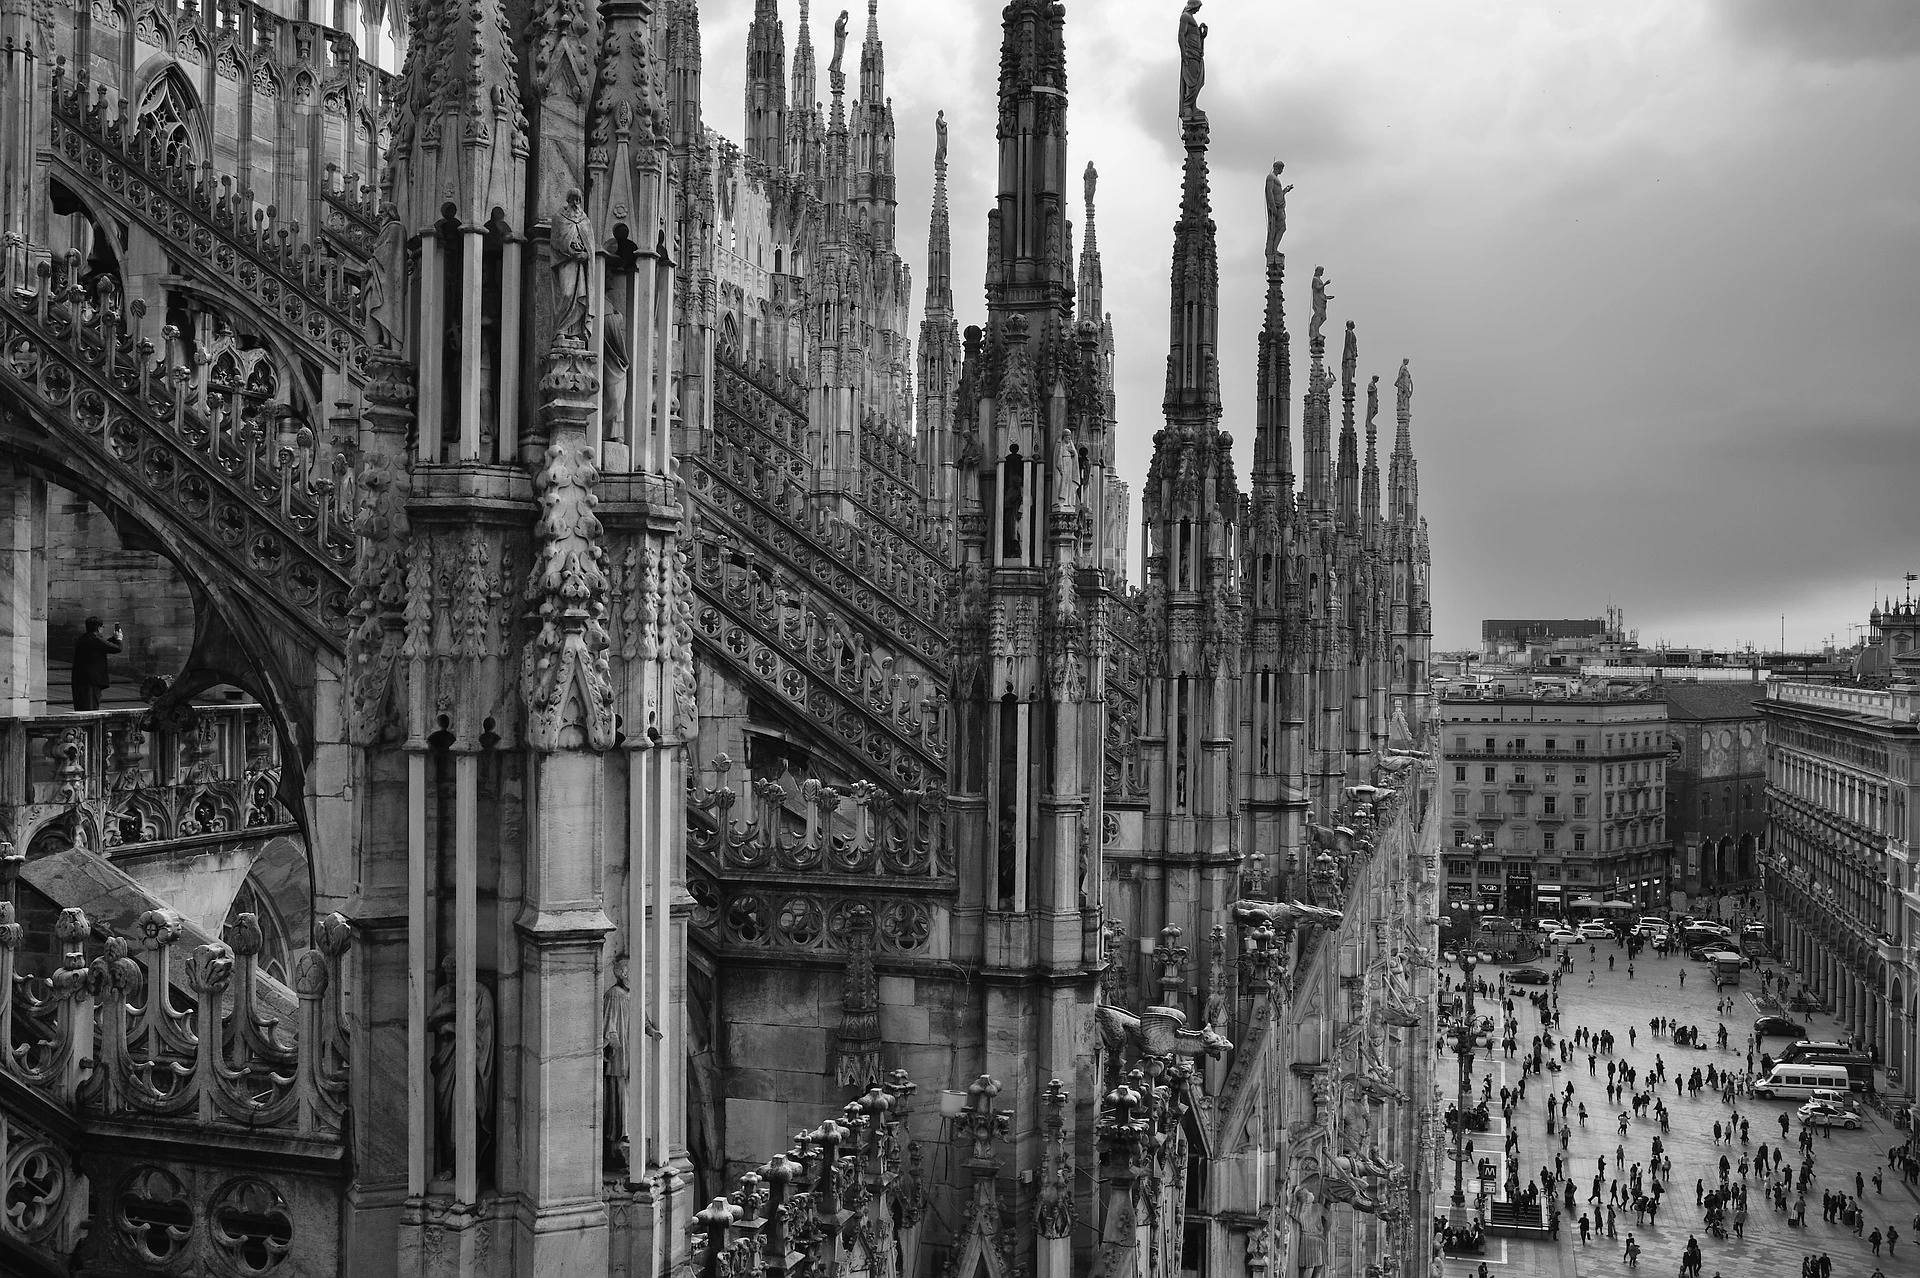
[{"x1": 139, "y1": 67, "x2": 201, "y2": 171}]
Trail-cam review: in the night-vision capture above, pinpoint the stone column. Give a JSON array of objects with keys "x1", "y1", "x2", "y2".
[
  {"x1": 514, "y1": 337, "x2": 617, "y2": 1273},
  {"x1": 344, "y1": 353, "x2": 419, "y2": 1270},
  {"x1": 0, "y1": 467, "x2": 46, "y2": 717}
]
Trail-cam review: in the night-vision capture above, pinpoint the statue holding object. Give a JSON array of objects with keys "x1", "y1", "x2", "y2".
[
  {"x1": 1178, "y1": 0, "x2": 1207, "y2": 119},
  {"x1": 830, "y1": 10, "x2": 849, "y2": 79},
  {"x1": 1265, "y1": 161, "x2": 1293, "y2": 259},
  {"x1": 549, "y1": 187, "x2": 595, "y2": 349},
  {"x1": 1309, "y1": 266, "x2": 1333, "y2": 346}
]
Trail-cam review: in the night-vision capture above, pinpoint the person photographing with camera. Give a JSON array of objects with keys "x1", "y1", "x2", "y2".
[{"x1": 71, "y1": 616, "x2": 123, "y2": 710}]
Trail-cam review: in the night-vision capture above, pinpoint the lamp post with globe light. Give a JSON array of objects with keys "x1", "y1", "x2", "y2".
[{"x1": 1444, "y1": 898, "x2": 1493, "y2": 1235}]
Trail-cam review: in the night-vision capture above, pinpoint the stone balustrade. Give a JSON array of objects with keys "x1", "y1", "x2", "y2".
[
  {"x1": 3, "y1": 703, "x2": 290, "y2": 852},
  {"x1": 48, "y1": 59, "x2": 373, "y2": 380},
  {"x1": 0, "y1": 902, "x2": 353, "y2": 1136},
  {"x1": 700, "y1": 400, "x2": 949, "y2": 636},
  {"x1": 688, "y1": 754, "x2": 949, "y2": 881},
  {"x1": 0, "y1": 259, "x2": 355, "y2": 646}
]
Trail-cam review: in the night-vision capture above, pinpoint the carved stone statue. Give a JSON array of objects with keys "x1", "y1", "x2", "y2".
[
  {"x1": 367, "y1": 204, "x2": 408, "y2": 353},
  {"x1": 1084, "y1": 160, "x2": 1097, "y2": 211},
  {"x1": 1264, "y1": 161, "x2": 1293, "y2": 259},
  {"x1": 428, "y1": 954, "x2": 497, "y2": 1179},
  {"x1": 550, "y1": 187, "x2": 594, "y2": 347},
  {"x1": 1291, "y1": 1184, "x2": 1327, "y2": 1278},
  {"x1": 830, "y1": 9, "x2": 849, "y2": 78},
  {"x1": 936, "y1": 110, "x2": 948, "y2": 168},
  {"x1": 604, "y1": 952, "x2": 631, "y2": 1165},
  {"x1": 1308, "y1": 266, "x2": 1332, "y2": 346},
  {"x1": 1177, "y1": 0, "x2": 1207, "y2": 119},
  {"x1": 1395, "y1": 358, "x2": 1413, "y2": 417},
  {"x1": 1365, "y1": 375, "x2": 1378, "y2": 433},
  {"x1": 603, "y1": 301, "x2": 631, "y2": 441}
]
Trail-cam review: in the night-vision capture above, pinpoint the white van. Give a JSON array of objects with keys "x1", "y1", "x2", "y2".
[
  {"x1": 1754, "y1": 1062, "x2": 1857, "y2": 1099},
  {"x1": 1808, "y1": 1087, "x2": 1860, "y2": 1114}
]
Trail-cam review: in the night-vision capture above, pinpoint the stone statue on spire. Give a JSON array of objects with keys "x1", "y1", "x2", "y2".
[
  {"x1": 830, "y1": 9, "x2": 849, "y2": 78},
  {"x1": 1395, "y1": 359, "x2": 1413, "y2": 417},
  {"x1": 1309, "y1": 266, "x2": 1332, "y2": 346},
  {"x1": 1177, "y1": 0, "x2": 1207, "y2": 119},
  {"x1": 1265, "y1": 161, "x2": 1293, "y2": 260},
  {"x1": 1366, "y1": 375, "x2": 1379, "y2": 432},
  {"x1": 936, "y1": 110, "x2": 948, "y2": 167},
  {"x1": 1084, "y1": 161, "x2": 1097, "y2": 210}
]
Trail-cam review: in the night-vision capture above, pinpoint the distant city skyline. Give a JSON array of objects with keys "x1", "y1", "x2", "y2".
[{"x1": 700, "y1": 0, "x2": 1920, "y2": 653}]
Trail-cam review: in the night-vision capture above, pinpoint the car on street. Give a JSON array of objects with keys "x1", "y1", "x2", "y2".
[
  {"x1": 1578, "y1": 921, "x2": 1614, "y2": 940},
  {"x1": 1508, "y1": 967, "x2": 1551, "y2": 985},
  {"x1": 1545, "y1": 929, "x2": 1580, "y2": 946},
  {"x1": 1753, "y1": 1015, "x2": 1808, "y2": 1040},
  {"x1": 1797, "y1": 1099, "x2": 1862, "y2": 1130}
]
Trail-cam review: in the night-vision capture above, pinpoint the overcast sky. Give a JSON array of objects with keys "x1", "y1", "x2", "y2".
[{"x1": 698, "y1": 0, "x2": 1920, "y2": 653}]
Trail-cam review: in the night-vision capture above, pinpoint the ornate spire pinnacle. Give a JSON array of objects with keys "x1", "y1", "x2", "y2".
[
  {"x1": 849, "y1": 0, "x2": 896, "y2": 246},
  {"x1": 858, "y1": 0, "x2": 885, "y2": 105},
  {"x1": 1389, "y1": 358, "x2": 1418, "y2": 527},
  {"x1": 1160, "y1": 99, "x2": 1219, "y2": 419},
  {"x1": 1337, "y1": 320, "x2": 1358, "y2": 529},
  {"x1": 918, "y1": 110, "x2": 961, "y2": 517},
  {"x1": 1251, "y1": 236, "x2": 1291, "y2": 501},
  {"x1": 927, "y1": 111, "x2": 952, "y2": 317},
  {"x1": 1362, "y1": 374, "x2": 1382, "y2": 548},
  {"x1": 384, "y1": 0, "x2": 528, "y2": 232},
  {"x1": 744, "y1": 0, "x2": 788, "y2": 167},
  {"x1": 1302, "y1": 266, "x2": 1334, "y2": 519},
  {"x1": 985, "y1": 0, "x2": 1071, "y2": 312},
  {"x1": 1078, "y1": 161, "x2": 1104, "y2": 324},
  {"x1": 791, "y1": 0, "x2": 817, "y2": 106}
]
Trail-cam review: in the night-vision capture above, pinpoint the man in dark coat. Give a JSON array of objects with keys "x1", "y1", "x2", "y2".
[{"x1": 71, "y1": 616, "x2": 122, "y2": 710}]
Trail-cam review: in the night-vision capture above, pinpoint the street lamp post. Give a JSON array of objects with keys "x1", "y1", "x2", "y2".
[{"x1": 1445, "y1": 900, "x2": 1491, "y2": 1233}]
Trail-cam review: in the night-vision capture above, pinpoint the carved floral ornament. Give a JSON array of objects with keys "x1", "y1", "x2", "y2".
[{"x1": 689, "y1": 880, "x2": 934, "y2": 956}]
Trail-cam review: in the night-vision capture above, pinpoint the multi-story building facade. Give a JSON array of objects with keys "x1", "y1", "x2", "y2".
[
  {"x1": 1760, "y1": 676, "x2": 1920, "y2": 1085},
  {"x1": 1439, "y1": 692, "x2": 1672, "y2": 918},
  {"x1": 1662, "y1": 682, "x2": 1767, "y2": 897},
  {"x1": 0, "y1": 2, "x2": 1440, "y2": 1276}
]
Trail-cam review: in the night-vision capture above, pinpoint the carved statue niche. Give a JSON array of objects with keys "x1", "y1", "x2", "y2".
[
  {"x1": 367, "y1": 204, "x2": 409, "y2": 353},
  {"x1": 549, "y1": 188, "x2": 594, "y2": 347},
  {"x1": 428, "y1": 954, "x2": 497, "y2": 1182},
  {"x1": 604, "y1": 952, "x2": 632, "y2": 1167}
]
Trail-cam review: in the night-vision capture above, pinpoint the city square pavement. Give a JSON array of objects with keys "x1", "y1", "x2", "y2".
[{"x1": 1438, "y1": 933, "x2": 1918, "y2": 1278}]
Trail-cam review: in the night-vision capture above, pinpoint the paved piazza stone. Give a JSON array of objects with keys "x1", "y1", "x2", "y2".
[{"x1": 1440, "y1": 933, "x2": 1918, "y2": 1278}]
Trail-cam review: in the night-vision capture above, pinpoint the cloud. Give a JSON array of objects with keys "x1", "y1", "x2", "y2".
[
  {"x1": 695, "y1": 2, "x2": 1920, "y2": 655},
  {"x1": 1716, "y1": 0, "x2": 1920, "y2": 65}
]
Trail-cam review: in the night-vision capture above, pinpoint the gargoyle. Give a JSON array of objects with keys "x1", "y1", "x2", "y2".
[
  {"x1": 1230, "y1": 899, "x2": 1345, "y2": 931},
  {"x1": 1095, "y1": 1004, "x2": 1230, "y2": 1090}
]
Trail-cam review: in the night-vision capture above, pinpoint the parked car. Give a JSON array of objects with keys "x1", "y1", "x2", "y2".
[
  {"x1": 1578, "y1": 922, "x2": 1614, "y2": 940},
  {"x1": 1508, "y1": 967, "x2": 1551, "y2": 985},
  {"x1": 1798, "y1": 1099, "x2": 1862, "y2": 1130},
  {"x1": 1754, "y1": 1016, "x2": 1808, "y2": 1039},
  {"x1": 1546, "y1": 929, "x2": 1580, "y2": 946}
]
